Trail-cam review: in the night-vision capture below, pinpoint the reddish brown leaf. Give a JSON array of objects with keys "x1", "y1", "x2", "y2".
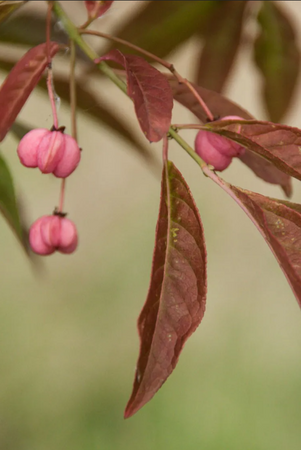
[
  {"x1": 96, "y1": 50, "x2": 173, "y2": 142},
  {"x1": 125, "y1": 161, "x2": 207, "y2": 418},
  {"x1": 84, "y1": 1, "x2": 113, "y2": 19},
  {"x1": 254, "y1": 1, "x2": 300, "y2": 122},
  {"x1": 167, "y1": 75, "x2": 291, "y2": 196},
  {"x1": 196, "y1": 1, "x2": 248, "y2": 92},
  {"x1": 228, "y1": 186, "x2": 301, "y2": 308},
  {"x1": 0, "y1": 42, "x2": 59, "y2": 142},
  {"x1": 206, "y1": 119, "x2": 301, "y2": 183},
  {"x1": 239, "y1": 150, "x2": 292, "y2": 197}
]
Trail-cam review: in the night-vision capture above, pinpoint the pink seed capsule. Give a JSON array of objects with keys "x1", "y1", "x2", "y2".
[
  {"x1": 29, "y1": 215, "x2": 78, "y2": 255},
  {"x1": 17, "y1": 128, "x2": 81, "y2": 178},
  {"x1": 194, "y1": 115, "x2": 245, "y2": 171}
]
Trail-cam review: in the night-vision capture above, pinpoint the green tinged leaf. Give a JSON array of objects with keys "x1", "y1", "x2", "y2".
[
  {"x1": 0, "y1": 154, "x2": 28, "y2": 253},
  {"x1": 229, "y1": 187, "x2": 301, "y2": 309},
  {"x1": 195, "y1": 1, "x2": 248, "y2": 91},
  {"x1": 103, "y1": 1, "x2": 219, "y2": 60},
  {"x1": 254, "y1": 1, "x2": 300, "y2": 122},
  {"x1": 125, "y1": 160, "x2": 207, "y2": 418},
  {"x1": 0, "y1": 1, "x2": 25, "y2": 25}
]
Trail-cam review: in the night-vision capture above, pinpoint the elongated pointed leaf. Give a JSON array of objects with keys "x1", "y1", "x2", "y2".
[
  {"x1": 0, "y1": 42, "x2": 59, "y2": 142},
  {"x1": 104, "y1": 1, "x2": 219, "y2": 60},
  {"x1": 0, "y1": 154, "x2": 28, "y2": 253},
  {"x1": 125, "y1": 161, "x2": 207, "y2": 418},
  {"x1": 195, "y1": 1, "x2": 248, "y2": 91},
  {"x1": 239, "y1": 149, "x2": 292, "y2": 197},
  {"x1": 96, "y1": 50, "x2": 173, "y2": 142},
  {"x1": 0, "y1": 1, "x2": 25, "y2": 24},
  {"x1": 206, "y1": 119, "x2": 301, "y2": 182},
  {"x1": 254, "y1": 1, "x2": 300, "y2": 122},
  {"x1": 228, "y1": 186, "x2": 301, "y2": 308}
]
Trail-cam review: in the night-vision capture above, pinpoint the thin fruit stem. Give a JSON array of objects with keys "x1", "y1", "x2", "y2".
[
  {"x1": 58, "y1": 178, "x2": 66, "y2": 213},
  {"x1": 70, "y1": 39, "x2": 78, "y2": 141},
  {"x1": 178, "y1": 78, "x2": 214, "y2": 122},
  {"x1": 172, "y1": 124, "x2": 204, "y2": 130},
  {"x1": 46, "y1": 2, "x2": 59, "y2": 129},
  {"x1": 162, "y1": 135, "x2": 168, "y2": 162},
  {"x1": 79, "y1": 16, "x2": 94, "y2": 30}
]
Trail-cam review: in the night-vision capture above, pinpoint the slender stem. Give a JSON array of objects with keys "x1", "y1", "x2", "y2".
[
  {"x1": 52, "y1": 2, "x2": 127, "y2": 94},
  {"x1": 180, "y1": 79, "x2": 214, "y2": 122},
  {"x1": 172, "y1": 124, "x2": 204, "y2": 130},
  {"x1": 80, "y1": 16, "x2": 94, "y2": 30},
  {"x1": 70, "y1": 39, "x2": 78, "y2": 141},
  {"x1": 46, "y1": 2, "x2": 53, "y2": 66},
  {"x1": 46, "y1": 2, "x2": 59, "y2": 129},
  {"x1": 79, "y1": 29, "x2": 174, "y2": 71},
  {"x1": 168, "y1": 128, "x2": 207, "y2": 169},
  {"x1": 162, "y1": 135, "x2": 168, "y2": 162},
  {"x1": 58, "y1": 178, "x2": 66, "y2": 213}
]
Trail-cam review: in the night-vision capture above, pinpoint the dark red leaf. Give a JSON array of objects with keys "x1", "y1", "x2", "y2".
[
  {"x1": 125, "y1": 161, "x2": 207, "y2": 418},
  {"x1": 96, "y1": 50, "x2": 173, "y2": 142},
  {"x1": 0, "y1": 42, "x2": 59, "y2": 142},
  {"x1": 239, "y1": 150, "x2": 292, "y2": 197},
  {"x1": 195, "y1": 1, "x2": 248, "y2": 92},
  {"x1": 84, "y1": 1, "x2": 113, "y2": 19},
  {"x1": 254, "y1": 1, "x2": 300, "y2": 122},
  {"x1": 228, "y1": 186, "x2": 301, "y2": 309},
  {"x1": 167, "y1": 75, "x2": 291, "y2": 196},
  {"x1": 206, "y1": 119, "x2": 301, "y2": 183}
]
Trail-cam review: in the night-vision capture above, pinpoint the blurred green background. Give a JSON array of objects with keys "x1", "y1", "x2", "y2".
[{"x1": 1, "y1": 1, "x2": 301, "y2": 449}]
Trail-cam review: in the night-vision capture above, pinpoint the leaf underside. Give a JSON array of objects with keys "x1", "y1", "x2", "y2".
[
  {"x1": 229, "y1": 186, "x2": 301, "y2": 309},
  {"x1": 125, "y1": 161, "x2": 207, "y2": 418},
  {"x1": 97, "y1": 50, "x2": 173, "y2": 142}
]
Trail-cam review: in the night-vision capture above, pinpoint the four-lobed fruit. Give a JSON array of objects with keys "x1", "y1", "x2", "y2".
[
  {"x1": 17, "y1": 128, "x2": 81, "y2": 178},
  {"x1": 194, "y1": 115, "x2": 245, "y2": 171},
  {"x1": 29, "y1": 215, "x2": 78, "y2": 255}
]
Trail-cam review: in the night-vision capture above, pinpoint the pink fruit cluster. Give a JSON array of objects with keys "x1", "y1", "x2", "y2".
[
  {"x1": 29, "y1": 215, "x2": 78, "y2": 255},
  {"x1": 17, "y1": 128, "x2": 80, "y2": 255},
  {"x1": 17, "y1": 128, "x2": 81, "y2": 178},
  {"x1": 194, "y1": 115, "x2": 245, "y2": 171}
]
